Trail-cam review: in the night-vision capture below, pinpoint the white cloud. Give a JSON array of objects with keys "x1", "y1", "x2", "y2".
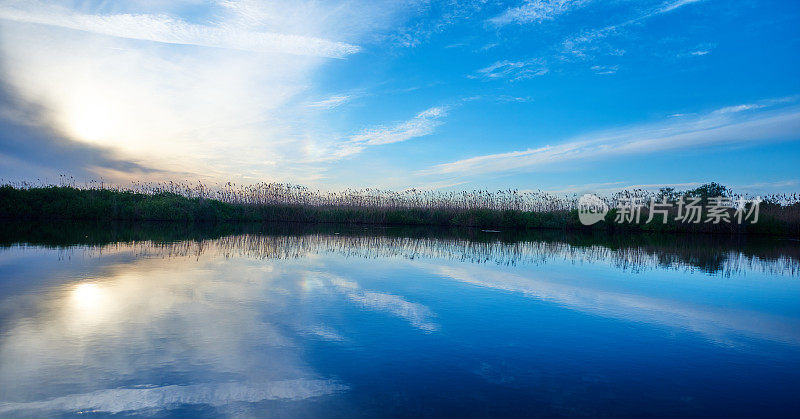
[
  {"x1": 497, "y1": 95, "x2": 534, "y2": 103},
  {"x1": 384, "y1": 0, "x2": 487, "y2": 48},
  {"x1": 562, "y1": 0, "x2": 706, "y2": 58},
  {"x1": 657, "y1": 0, "x2": 704, "y2": 14},
  {"x1": 0, "y1": 1, "x2": 360, "y2": 58},
  {"x1": 0, "y1": 0, "x2": 427, "y2": 184},
  {"x1": 712, "y1": 103, "x2": 766, "y2": 114},
  {"x1": 473, "y1": 59, "x2": 549, "y2": 81},
  {"x1": 350, "y1": 106, "x2": 448, "y2": 147},
  {"x1": 306, "y1": 95, "x2": 352, "y2": 110},
  {"x1": 544, "y1": 181, "x2": 709, "y2": 195},
  {"x1": 422, "y1": 101, "x2": 800, "y2": 176},
  {"x1": 590, "y1": 64, "x2": 619, "y2": 74},
  {"x1": 490, "y1": 0, "x2": 592, "y2": 26},
  {"x1": 734, "y1": 179, "x2": 800, "y2": 193},
  {"x1": 298, "y1": 106, "x2": 448, "y2": 164}
]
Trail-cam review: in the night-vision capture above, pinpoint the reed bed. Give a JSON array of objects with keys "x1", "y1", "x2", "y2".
[{"x1": 1, "y1": 177, "x2": 799, "y2": 236}]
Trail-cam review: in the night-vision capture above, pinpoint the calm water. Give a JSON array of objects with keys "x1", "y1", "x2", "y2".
[{"x1": 0, "y1": 223, "x2": 798, "y2": 417}]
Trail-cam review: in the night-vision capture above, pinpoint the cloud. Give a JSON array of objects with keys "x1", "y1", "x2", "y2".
[
  {"x1": 422, "y1": 100, "x2": 800, "y2": 176},
  {"x1": 352, "y1": 106, "x2": 448, "y2": 146},
  {"x1": 473, "y1": 59, "x2": 549, "y2": 81},
  {"x1": 303, "y1": 106, "x2": 447, "y2": 163},
  {"x1": 544, "y1": 181, "x2": 707, "y2": 195},
  {"x1": 712, "y1": 103, "x2": 766, "y2": 114},
  {"x1": 0, "y1": 1, "x2": 360, "y2": 58},
  {"x1": 0, "y1": 0, "x2": 428, "y2": 184},
  {"x1": 306, "y1": 95, "x2": 352, "y2": 110},
  {"x1": 497, "y1": 95, "x2": 534, "y2": 103},
  {"x1": 384, "y1": 0, "x2": 487, "y2": 48},
  {"x1": 410, "y1": 178, "x2": 470, "y2": 191},
  {"x1": 0, "y1": 82, "x2": 170, "y2": 181},
  {"x1": 735, "y1": 179, "x2": 800, "y2": 193},
  {"x1": 315, "y1": 106, "x2": 446, "y2": 159},
  {"x1": 562, "y1": 0, "x2": 706, "y2": 58},
  {"x1": 590, "y1": 64, "x2": 619, "y2": 74},
  {"x1": 657, "y1": 0, "x2": 704, "y2": 14},
  {"x1": 490, "y1": 0, "x2": 592, "y2": 26}
]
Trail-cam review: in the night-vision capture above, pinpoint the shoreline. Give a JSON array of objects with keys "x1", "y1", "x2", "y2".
[{"x1": 2, "y1": 186, "x2": 798, "y2": 237}]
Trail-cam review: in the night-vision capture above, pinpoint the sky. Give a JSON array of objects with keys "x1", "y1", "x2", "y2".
[{"x1": 0, "y1": 0, "x2": 798, "y2": 194}]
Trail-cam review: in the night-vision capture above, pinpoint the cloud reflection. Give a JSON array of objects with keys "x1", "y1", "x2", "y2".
[
  {"x1": 431, "y1": 264, "x2": 800, "y2": 347},
  {"x1": 0, "y1": 380, "x2": 347, "y2": 415},
  {"x1": 327, "y1": 275, "x2": 439, "y2": 333},
  {"x1": 0, "y1": 248, "x2": 345, "y2": 414}
]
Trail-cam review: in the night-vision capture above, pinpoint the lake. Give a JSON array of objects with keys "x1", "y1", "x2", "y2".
[{"x1": 0, "y1": 222, "x2": 798, "y2": 417}]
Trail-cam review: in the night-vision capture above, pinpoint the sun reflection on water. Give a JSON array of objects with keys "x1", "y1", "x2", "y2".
[{"x1": 69, "y1": 282, "x2": 109, "y2": 320}]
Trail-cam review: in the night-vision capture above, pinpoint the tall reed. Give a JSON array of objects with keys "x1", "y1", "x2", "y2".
[{"x1": 1, "y1": 177, "x2": 798, "y2": 235}]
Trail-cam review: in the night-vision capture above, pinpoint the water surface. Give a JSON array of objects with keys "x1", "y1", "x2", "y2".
[{"x1": 0, "y1": 223, "x2": 798, "y2": 417}]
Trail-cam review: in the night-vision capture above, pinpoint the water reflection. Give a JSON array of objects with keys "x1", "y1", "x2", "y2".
[
  {"x1": 7, "y1": 222, "x2": 796, "y2": 276},
  {"x1": 0, "y1": 222, "x2": 798, "y2": 416},
  {"x1": 430, "y1": 263, "x2": 800, "y2": 346},
  {"x1": 0, "y1": 245, "x2": 350, "y2": 416}
]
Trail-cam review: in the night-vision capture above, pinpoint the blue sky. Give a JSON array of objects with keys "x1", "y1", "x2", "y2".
[{"x1": 0, "y1": 0, "x2": 798, "y2": 194}]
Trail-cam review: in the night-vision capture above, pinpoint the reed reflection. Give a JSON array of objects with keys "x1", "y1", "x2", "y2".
[{"x1": 38, "y1": 230, "x2": 800, "y2": 277}]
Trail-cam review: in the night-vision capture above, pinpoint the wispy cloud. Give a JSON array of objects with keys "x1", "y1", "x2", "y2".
[
  {"x1": 306, "y1": 95, "x2": 352, "y2": 110},
  {"x1": 543, "y1": 181, "x2": 705, "y2": 195},
  {"x1": 472, "y1": 59, "x2": 549, "y2": 81},
  {"x1": 562, "y1": 0, "x2": 706, "y2": 58},
  {"x1": 304, "y1": 106, "x2": 449, "y2": 163},
  {"x1": 657, "y1": 0, "x2": 704, "y2": 14},
  {"x1": 490, "y1": 0, "x2": 592, "y2": 26},
  {"x1": 0, "y1": 1, "x2": 361, "y2": 58},
  {"x1": 350, "y1": 106, "x2": 448, "y2": 147},
  {"x1": 712, "y1": 97, "x2": 797, "y2": 115},
  {"x1": 497, "y1": 95, "x2": 534, "y2": 103},
  {"x1": 677, "y1": 42, "x2": 715, "y2": 58},
  {"x1": 385, "y1": 1, "x2": 487, "y2": 48},
  {"x1": 422, "y1": 100, "x2": 800, "y2": 176},
  {"x1": 712, "y1": 104, "x2": 766, "y2": 114},
  {"x1": 590, "y1": 64, "x2": 619, "y2": 74},
  {"x1": 735, "y1": 179, "x2": 800, "y2": 193}
]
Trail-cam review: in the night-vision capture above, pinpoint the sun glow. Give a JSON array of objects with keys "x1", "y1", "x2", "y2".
[
  {"x1": 71, "y1": 283, "x2": 103, "y2": 308},
  {"x1": 66, "y1": 99, "x2": 114, "y2": 143},
  {"x1": 69, "y1": 282, "x2": 113, "y2": 323}
]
